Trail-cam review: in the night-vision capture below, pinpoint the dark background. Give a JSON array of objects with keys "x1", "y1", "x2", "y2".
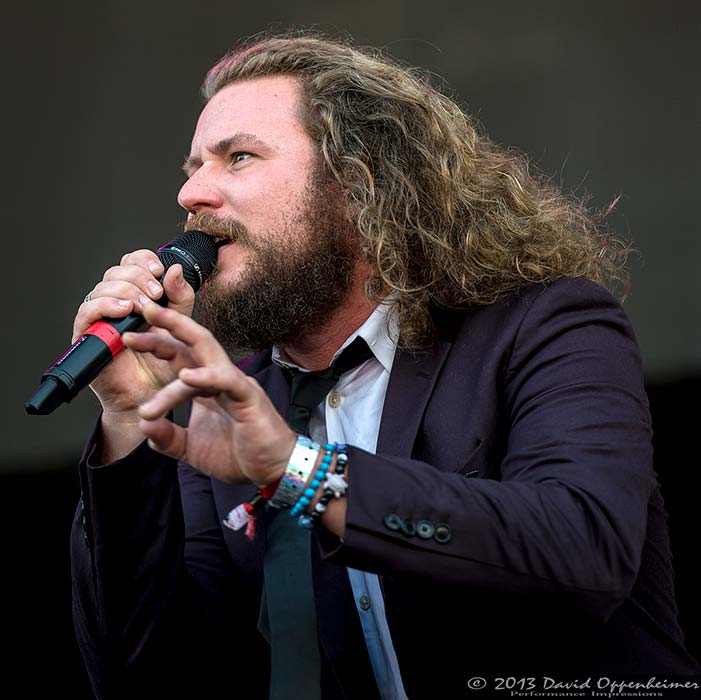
[{"x1": 2, "y1": 1, "x2": 699, "y2": 696}]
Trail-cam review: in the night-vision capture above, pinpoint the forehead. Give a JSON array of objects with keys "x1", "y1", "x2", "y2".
[{"x1": 190, "y1": 75, "x2": 311, "y2": 154}]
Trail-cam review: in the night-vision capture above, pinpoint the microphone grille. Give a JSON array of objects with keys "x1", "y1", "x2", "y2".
[{"x1": 157, "y1": 230, "x2": 219, "y2": 292}]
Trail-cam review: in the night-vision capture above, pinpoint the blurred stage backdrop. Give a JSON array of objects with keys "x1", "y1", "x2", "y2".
[{"x1": 2, "y1": 1, "x2": 699, "y2": 695}]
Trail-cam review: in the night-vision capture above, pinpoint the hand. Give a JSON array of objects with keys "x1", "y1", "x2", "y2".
[
  {"x1": 72, "y1": 249, "x2": 196, "y2": 414},
  {"x1": 123, "y1": 303, "x2": 296, "y2": 487}
]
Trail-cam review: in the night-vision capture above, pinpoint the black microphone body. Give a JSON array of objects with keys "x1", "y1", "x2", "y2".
[{"x1": 26, "y1": 230, "x2": 220, "y2": 415}]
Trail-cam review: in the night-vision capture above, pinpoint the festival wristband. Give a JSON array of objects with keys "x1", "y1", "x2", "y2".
[{"x1": 269, "y1": 435, "x2": 321, "y2": 509}]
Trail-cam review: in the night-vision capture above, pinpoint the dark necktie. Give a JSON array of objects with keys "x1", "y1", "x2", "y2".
[
  {"x1": 287, "y1": 336, "x2": 375, "y2": 433},
  {"x1": 260, "y1": 336, "x2": 374, "y2": 700}
]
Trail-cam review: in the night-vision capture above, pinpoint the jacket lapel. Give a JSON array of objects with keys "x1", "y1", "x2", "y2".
[{"x1": 377, "y1": 337, "x2": 453, "y2": 457}]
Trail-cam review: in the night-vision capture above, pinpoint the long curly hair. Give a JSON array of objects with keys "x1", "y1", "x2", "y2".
[{"x1": 202, "y1": 32, "x2": 631, "y2": 348}]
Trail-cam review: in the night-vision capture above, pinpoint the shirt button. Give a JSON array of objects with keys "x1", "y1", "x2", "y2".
[
  {"x1": 328, "y1": 391, "x2": 342, "y2": 408},
  {"x1": 359, "y1": 594, "x2": 372, "y2": 611}
]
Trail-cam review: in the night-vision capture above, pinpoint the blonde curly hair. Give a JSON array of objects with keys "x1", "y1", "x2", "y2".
[{"x1": 203, "y1": 32, "x2": 630, "y2": 348}]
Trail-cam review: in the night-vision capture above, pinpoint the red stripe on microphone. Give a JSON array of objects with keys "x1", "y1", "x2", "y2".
[{"x1": 84, "y1": 321, "x2": 125, "y2": 358}]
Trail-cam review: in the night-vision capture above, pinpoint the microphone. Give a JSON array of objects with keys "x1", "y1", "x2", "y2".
[{"x1": 25, "y1": 230, "x2": 220, "y2": 416}]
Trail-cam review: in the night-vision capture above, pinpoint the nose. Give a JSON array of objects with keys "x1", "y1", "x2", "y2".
[{"x1": 177, "y1": 169, "x2": 225, "y2": 213}]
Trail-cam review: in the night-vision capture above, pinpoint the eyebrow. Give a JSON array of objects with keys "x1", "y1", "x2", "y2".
[{"x1": 181, "y1": 132, "x2": 274, "y2": 176}]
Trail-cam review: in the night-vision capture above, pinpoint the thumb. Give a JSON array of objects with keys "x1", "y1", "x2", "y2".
[{"x1": 162, "y1": 264, "x2": 195, "y2": 316}]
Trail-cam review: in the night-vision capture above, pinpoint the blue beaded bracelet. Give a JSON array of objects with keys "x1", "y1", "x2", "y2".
[{"x1": 292, "y1": 443, "x2": 349, "y2": 529}]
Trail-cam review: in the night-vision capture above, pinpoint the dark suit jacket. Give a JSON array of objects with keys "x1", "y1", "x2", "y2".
[{"x1": 71, "y1": 277, "x2": 700, "y2": 699}]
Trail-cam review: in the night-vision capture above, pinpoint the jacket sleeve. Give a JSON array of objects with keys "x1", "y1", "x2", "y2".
[
  {"x1": 70, "y1": 426, "x2": 262, "y2": 699},
  {"x1": 318, "y1": 278, "x2": 656, "y2": 622}
]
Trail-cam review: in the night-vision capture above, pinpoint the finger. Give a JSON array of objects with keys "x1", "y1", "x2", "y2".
[
  {"x1": 120, "y1": 248, "x2": 165, "y2": 278},
  {"x1": 138, "y1": 378, "x2": 218, "y2": 420},
  {"x1": 141, "y1": 303, "x2": 231, "y2": 366},
  {"x1": 72, "y1": 297, "x2": 133, "y2": 342},
  {"x1": 103, "y1": 264, "x2": 164, "y2": 302},
  {"x1": 139, "y1": 416, "x2": 188, "y2": 461},
  {"x1": 122, "y1": 331, "x2": 194, "y2": 366},
  {"x1": 161, "y1": 264, "x2": 195, "y2": 316},
  {"x1": 90, "y1": 279, "x2": 159, "y2": 313},
  {"x1": 179, "y1": 365, "x2": 256, "y2": 404}
]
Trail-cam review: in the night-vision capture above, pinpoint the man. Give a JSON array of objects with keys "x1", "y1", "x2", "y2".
[{"x1": 70, "y1": 34, "x2": 699, "y2": 699}]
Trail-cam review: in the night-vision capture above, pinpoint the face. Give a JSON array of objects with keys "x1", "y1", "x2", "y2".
[{"x1": 178, "y1": 75, "x2": 359, "y2": 352}]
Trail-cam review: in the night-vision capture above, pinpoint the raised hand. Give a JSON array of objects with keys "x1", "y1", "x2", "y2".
[{"x1": 124, "y1": 303, "x2": 296, "y2": 487}]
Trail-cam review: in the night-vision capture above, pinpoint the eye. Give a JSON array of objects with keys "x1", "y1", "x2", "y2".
[{"x1": 231, "y1": 152, "x2": 252, "y2": 165}]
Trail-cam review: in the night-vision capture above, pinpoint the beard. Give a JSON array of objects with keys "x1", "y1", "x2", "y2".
[{"x1": 186, "y1": 181, "x2": 360, "y2": 356}]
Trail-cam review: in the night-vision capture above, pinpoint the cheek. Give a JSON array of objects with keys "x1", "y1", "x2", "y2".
[{"x1": 235, "y1": 167, "x2": 309, "y2": 217}]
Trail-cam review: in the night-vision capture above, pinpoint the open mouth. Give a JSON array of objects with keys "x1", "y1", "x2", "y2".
[{"x1": 211, "y1": 236, "x2": 239, "y2": 253}]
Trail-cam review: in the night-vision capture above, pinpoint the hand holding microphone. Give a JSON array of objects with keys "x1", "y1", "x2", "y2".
[{"x1": 26, "y1": 230, "x2": 220, "y2": 416}]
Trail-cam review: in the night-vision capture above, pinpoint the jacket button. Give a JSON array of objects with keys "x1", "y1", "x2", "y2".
[
  {"x1": 400, "y1": 518, "x2": 416, "y2": 536},
  {"x1": 434, "y1": 523, "x2": 452, "y2": 544},
  {"x1": 383, "y1": 513, "x2": 402, "y2": 531},
  {"x1": 359, "y1": 594, "x2": 372, "y2": 611},
  {"x1": 416, "y1": 520, "x2": 435, "y2": 539}
]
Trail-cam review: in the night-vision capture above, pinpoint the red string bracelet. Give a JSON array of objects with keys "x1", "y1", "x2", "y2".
[{"x1": 223, "y1": 476, "x2": 282, "y2": 540}]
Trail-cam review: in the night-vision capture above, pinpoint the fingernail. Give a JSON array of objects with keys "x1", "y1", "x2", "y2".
[
  {"x1": 118, "y1": 299, "x2": 131, "y2": 307},
  {"x1": 139, "y1": 294, "x2": 150, "y2": 307},
  {"x1": 147, "y1": 280, "x2": 162, "y2": 296},
  {"x1": 148, "y1": 261, "x2": 162, "y2": 274}
]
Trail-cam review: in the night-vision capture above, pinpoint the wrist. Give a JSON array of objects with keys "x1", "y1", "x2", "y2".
[
  {"x1": 97, "y1": 410, "x2": 147, "y2": 465},
  {"x1": 255, "y1": 430, "x2": 297, "y2": 490},
  {"x1": 101, "y1": 408, "x2": 143, "y2": 426}
]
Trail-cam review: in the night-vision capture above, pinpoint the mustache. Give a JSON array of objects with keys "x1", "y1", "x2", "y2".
[{"x1": 180, "y1": 212, "x2": 250, "y2": 245}]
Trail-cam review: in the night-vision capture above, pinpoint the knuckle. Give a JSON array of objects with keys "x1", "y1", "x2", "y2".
[
  {"x1": 137, "y1": 250, "x2": 162, "y2": 270},
  {"x1": 146, "y1": 249, "x2": 163, "y2": 264},
  {"x1": 121, "y1": 249, "x2": 151, "y2": 266},
  {"x1": 100, "y1": 280, "x2": 131, "y2": 299},
  {"x1": 103, "y1": 265, "x2": 122, "y2": 281},
  {"x1": 198, "y1": 325, "x2": 215, "y2": 342},
  {"x1": 100, "y1": 296, "x2": 127, "y2": 312},
  {"x1": 246, "y1": 376, "x2": 262, "y2": 391}
]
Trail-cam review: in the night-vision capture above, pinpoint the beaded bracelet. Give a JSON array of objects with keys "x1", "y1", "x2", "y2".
[
  {"x1": 289, "y1": 443, "x2": 334, "y2": 518},
  {"x1": 292, "y1": 442, "x2": 349, "y2": 530}
]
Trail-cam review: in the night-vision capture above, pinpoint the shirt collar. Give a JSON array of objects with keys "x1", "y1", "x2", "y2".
[{"x1": 272, "y1": 301, "x2": 398, "y2": 374}]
